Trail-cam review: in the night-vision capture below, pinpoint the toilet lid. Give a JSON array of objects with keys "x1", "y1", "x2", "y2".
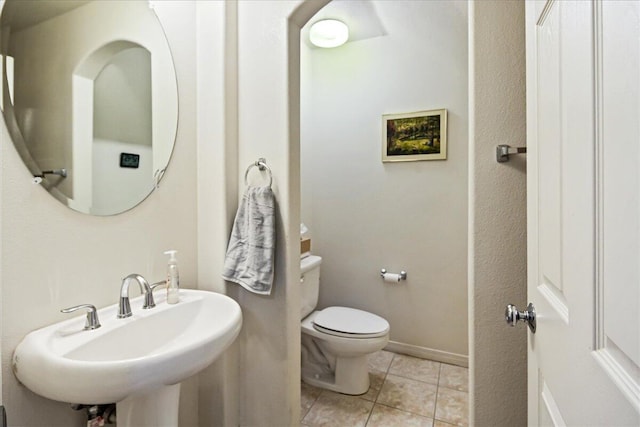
[{"x1": 313, "y1": 306, "x2": 389, "y2": 337}]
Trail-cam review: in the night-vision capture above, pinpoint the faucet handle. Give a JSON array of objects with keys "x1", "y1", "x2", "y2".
[
  {"x1": 142, "y1": 280, "x2": 166, "y2": 309},
  {"x1": 61, "y1": 304, "x2": 101, "y2": 330},
  {"x1": 150, "y1": 280, "x2": 167, "y2": 292}
]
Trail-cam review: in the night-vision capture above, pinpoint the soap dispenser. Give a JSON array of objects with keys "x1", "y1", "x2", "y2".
[{"x1": 164, "y1": 250, "x2": 180, "y2": 304}]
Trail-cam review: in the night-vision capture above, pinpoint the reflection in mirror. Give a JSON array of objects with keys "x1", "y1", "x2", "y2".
[{"x1": 0, "y1": 0, "x2": 178, "y2": 215}]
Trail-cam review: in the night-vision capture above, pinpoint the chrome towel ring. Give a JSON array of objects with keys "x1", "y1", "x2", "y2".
[{"x1": 244, "y1": 158, "x2": 273, "y2": 188}]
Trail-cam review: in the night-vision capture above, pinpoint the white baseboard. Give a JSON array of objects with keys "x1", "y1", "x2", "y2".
[{"x1": 384, "y1": 341, "x2": 469, "y2": 368}]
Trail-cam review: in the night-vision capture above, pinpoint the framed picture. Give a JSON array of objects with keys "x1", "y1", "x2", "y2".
[{"x1": 382, "y1": 109, "x2": 447, "y2": 162}]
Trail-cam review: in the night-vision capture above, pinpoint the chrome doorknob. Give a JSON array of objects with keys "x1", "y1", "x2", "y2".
[{"x1": 505, "y1": 303, "x2": 536, "y2": 333}]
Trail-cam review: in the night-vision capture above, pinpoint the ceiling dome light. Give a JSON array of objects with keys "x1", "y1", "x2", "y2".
[{"x1": 309, "y1": 19, "x2": 349, "y2": 48}]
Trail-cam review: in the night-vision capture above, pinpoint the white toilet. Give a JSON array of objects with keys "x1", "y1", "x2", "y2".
[{"x1": 300, "y1": 255, "x2": 390, "y2": 395}]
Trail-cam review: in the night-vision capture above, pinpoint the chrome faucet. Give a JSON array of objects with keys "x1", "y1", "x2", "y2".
[{"x1": 117, "y1": 274, "x2": 154, "y2": 318}]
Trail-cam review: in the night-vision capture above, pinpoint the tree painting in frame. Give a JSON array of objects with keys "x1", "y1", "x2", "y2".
[{"x1": 382, "y1": 109, "x2": 447, "y2": 162}]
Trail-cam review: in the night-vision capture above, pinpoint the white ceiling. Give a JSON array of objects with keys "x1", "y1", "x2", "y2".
[{"x1": 2, "y1": 0, "x2": 90, "y2": 32}]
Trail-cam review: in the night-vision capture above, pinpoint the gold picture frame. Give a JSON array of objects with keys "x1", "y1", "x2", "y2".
[{"x1": 382, "y1": 109, "x2": 447, "y2": 162}]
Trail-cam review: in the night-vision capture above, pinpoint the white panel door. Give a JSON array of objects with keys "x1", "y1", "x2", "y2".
[{"x1": 526, "y1": 1, "x2": 640, "y2": 425}]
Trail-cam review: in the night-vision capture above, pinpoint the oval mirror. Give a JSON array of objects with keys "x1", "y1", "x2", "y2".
[{"x1": 0, "y1": 0, "x2": 178, "y2": 215}]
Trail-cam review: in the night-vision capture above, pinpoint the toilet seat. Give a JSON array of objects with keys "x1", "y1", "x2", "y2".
[{"x1": 312, "y1": 306, "x2": 389, "y2": 339}]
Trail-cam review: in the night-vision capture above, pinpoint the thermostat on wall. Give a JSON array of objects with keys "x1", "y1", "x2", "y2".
[{"x1": 120, "y1": 153, "x2": 140, "y2": 169}]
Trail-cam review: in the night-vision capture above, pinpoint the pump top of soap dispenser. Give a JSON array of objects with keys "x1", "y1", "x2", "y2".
[{"x1": 164, "y1": 250, "x2": 178, "y2": 262}]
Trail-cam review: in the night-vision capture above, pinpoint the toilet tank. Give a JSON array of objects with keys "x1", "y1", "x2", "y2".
[{"x1": 300, "y1": 255, "x2": 322, "y2": 319}]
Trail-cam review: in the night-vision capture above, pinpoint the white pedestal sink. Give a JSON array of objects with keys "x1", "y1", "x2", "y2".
[{"x1": 12, "y1": 289, "x2": 242, "y2": 427}]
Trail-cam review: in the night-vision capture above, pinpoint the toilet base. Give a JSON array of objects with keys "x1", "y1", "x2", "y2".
[{"x1": 302, "y1": 354, "x2": 370, "y2": 395}]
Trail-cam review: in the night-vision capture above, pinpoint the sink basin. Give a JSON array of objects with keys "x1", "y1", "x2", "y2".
[{"x1": 13, "y1": 289, "x2": 242, "y2": 405}]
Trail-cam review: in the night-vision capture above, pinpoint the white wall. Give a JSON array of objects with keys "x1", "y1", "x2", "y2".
[
  {"x1": 91, "y1": 47, "x2": 154, "y2": 215},
  {"x1": 301, "y1": 0, "x2": 468, "y2": 362},
  {"x1": 93, "y1": 47, "x2": 152, "y2": 146},
  {"x1": 0, "y1": 1, "x2": 199, "y2": 425},
  {"x1": 234, "y1": 1, "x2": 306, "y2": 424},
  {"x1": 91, "y1": 139, "x2": 152, "y2": 216},
  {"x1": 468, "y1": 1, "x2": 527, "y2": 425},
  {"x1": 195, "y1": 1, "x2": 241, "y2": 425}
]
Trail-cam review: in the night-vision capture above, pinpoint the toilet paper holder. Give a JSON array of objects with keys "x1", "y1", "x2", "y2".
[{"x1": 380, "y1": 269, "x2": 407, "y2": 281}]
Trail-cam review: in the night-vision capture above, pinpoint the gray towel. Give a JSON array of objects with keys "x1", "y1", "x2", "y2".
[{"x1": 222, "y1": 186, "x2": 276, "y2": 295}]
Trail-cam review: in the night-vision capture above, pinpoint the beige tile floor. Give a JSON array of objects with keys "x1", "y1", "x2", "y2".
[{"x1": 301, "y1": 350, "x2": 468, "y2": 427}]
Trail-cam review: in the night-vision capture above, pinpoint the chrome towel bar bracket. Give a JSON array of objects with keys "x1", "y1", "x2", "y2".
[{"x1": 496, "y1": 145, "x2": 527, "y2": 163}]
